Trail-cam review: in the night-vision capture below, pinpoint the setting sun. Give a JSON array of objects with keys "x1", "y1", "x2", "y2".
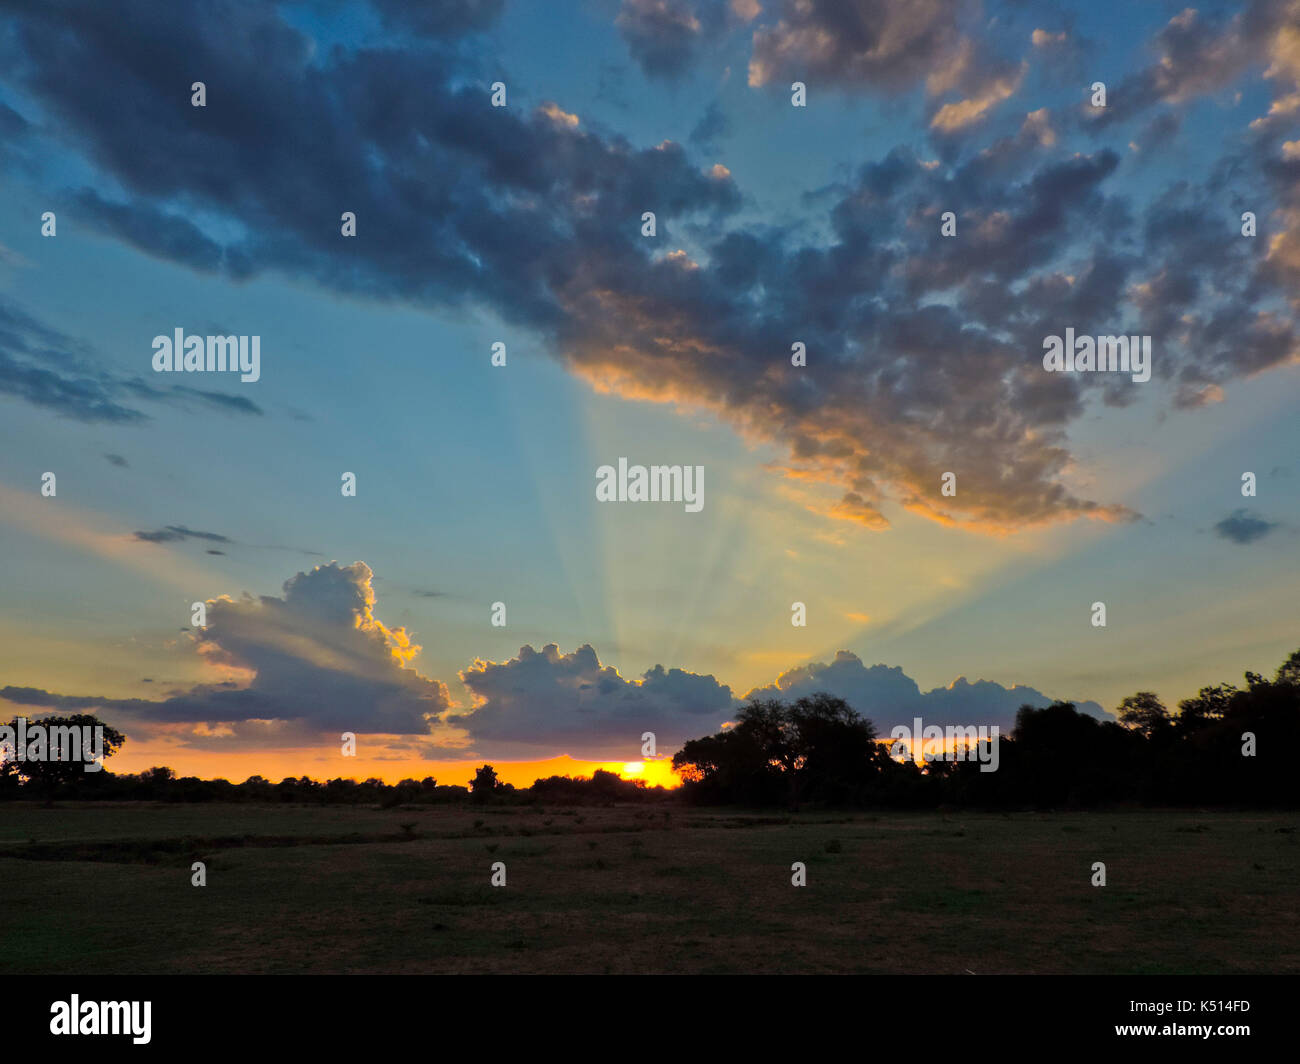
[{"x1": 592, "y1": 759, "x2": 681, "y2": 789}]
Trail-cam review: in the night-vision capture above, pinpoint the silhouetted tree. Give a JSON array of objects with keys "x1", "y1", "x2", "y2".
[
  {"x1": 1007, "y1": 702, "x2": 1140, "y2": 807},
  {"x1": 470, "y1": 764, "x2": 500, "y2": 801},
  {"x1": 1275, "y1": 649, "x2": 1300, "y2": 688},
  {"x1": 4, "y1": 649, "x2": 1296, "y2": 811},
  {"x1": 1117, "y1": 691, "x2": 1172, "y2": 739},
  {"x1": 1177, "y1": 683, "x2": 1236, "y2": 731},
  {"x1": 674, "y1": 717, "x2": 786, "y2": 805},
  {"x1": 2, "y1": 714, "x2": 125, "y2": 800},
  {"x1": 674, "y1": 694, "x2": 887, "y2": 807}
]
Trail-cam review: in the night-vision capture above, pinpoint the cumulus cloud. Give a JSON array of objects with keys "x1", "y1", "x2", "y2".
[
  {"x1": 1, "y1": 560, "x2": 1121, "y2": 759},
  {"x1": 451, "y1": 643, "x2": 735, "y2": 757},
  {"x1": 1, "y1": 563, "x2": 453, "y2": 743},
  {"x1": 449, "y1": 644, "x2": 1107, "y2": 755},
  {"x1": 743, "y1": 650, "x2": 1107, "y2": 731}
]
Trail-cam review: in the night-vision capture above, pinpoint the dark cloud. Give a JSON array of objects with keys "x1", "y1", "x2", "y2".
[
  {"x1": 1133, "y1": 180, "x2": 1299, "y2": 403},
  {"x1": 451, "y1": 643, "x2": 735, "y2": 755},
  {"x1": 116, "y1": 377, "x2": 264, "y2": 417},
  {"x1": 0, "y1": 2, "x2": 738, "y2": 326},
  {"x1": 72, "y1": 188, "x2": 255, "y2": 277},
  {"x1": 1080, "y1": 1, "x2": 1296, "y2": 132},
  {"x1": 1072, "y1": 2, "x2": 1300, "y2": 322},
  {"x1": 550, "y1": 143, "x2": 1147, "y2": 530},
  {"x1": 747, "y1": 0, "x2": 1028, "y2": 135},
  {"x1": 616, "y1": 0, "x2": 734, "y2": 80},
  {"x1": 0, "y1": 686, "x2": 160, "y2": 715},
  {"x1": 0, "y1": 297, "x2": 265, "y2": 422},
  {"x1": 131, "y1": 525, "x2": 326, "y2": 560},
  {"x1": 1214, "y1": 509, "x2": 1280, "y2": 544},
  {"x1": 450, "y1": 644, "x2": 1108, "y2": 755},
  {"x1": 0, "y1": 299, "x2": 149, "y2": 423},
  {"x1": 167, "y1": 385, "x2": 264, "y2": 416},
  {"x1": 743, "y1": 650, "x2": 1107, "y2": 732},
  {"x1": 133, "y1": 525, "x2": 232, "y2": 545},
  {"x1": 103, "y1": 452, "x2": 129, "y2": 467},
  {"x1": 0, "y1": 0, "x2": 1295, "y2": 534},
  {"x1": 748, "y1": 0, "x2": 972, "y2": 91}
]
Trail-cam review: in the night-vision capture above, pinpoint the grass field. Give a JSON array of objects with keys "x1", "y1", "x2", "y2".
[{"x1": 1, "y1": 802, "x2": 1296, "y2": 974}]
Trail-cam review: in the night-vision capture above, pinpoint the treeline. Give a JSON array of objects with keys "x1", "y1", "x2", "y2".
[
  {"x1": 671, "y1": 650, "x2": 1300, "y2": 809},
  {"x1": 0, "y1": 756, "x2": 667, "y2": 806},
  {"x1": 3, "y1": 649, "x2": 1297, "y2": 809}
]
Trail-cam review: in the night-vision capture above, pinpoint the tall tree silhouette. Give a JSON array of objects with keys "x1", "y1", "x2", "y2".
[
  {"x1": 2, "y1": 713, "x2": 125, "y2": 800},
  {"x1": 1117, "y1": 691, "x2": 1172, "y2": 739},
  {"x1": 470, "y1": 764, "x2": 500, "y2": 801}
]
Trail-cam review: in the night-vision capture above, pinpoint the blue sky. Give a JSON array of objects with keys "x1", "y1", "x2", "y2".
[{"x1": 0, "y1": 0, "x2": 1297, "y2": 783}]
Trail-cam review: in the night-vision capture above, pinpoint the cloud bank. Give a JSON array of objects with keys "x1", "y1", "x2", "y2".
[
  {"x1": 2, "y1": 564, "x2": 1108, "y2": 760},
  {"x1": 743, "y1": 649, "x2": 1106, "y2": 731},
  {"x1": 2, "y1": 2, "x2": 1295, "y2": 534}
]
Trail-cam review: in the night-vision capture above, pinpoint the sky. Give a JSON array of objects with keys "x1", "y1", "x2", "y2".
[{"x1": 0, "y1": 0, "x2": 1297, "y2": 787}]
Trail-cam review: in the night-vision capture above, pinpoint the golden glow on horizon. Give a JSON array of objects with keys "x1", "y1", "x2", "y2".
[
  {"x1": 101, "y1": 745, "x2": 683, "y2": 790},
  {"x1": 594, "y1": 759, "x2": 680, "y2": 789}
]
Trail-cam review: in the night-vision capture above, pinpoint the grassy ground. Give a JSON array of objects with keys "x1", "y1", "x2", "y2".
[{"x1": 1, "y1": 803, "x2": 1296, "y2": 974}]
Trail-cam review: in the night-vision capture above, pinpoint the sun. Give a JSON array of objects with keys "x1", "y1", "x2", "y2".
[{"x1": 621, "y1": 761, "x2": 644, "y2": 776}]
